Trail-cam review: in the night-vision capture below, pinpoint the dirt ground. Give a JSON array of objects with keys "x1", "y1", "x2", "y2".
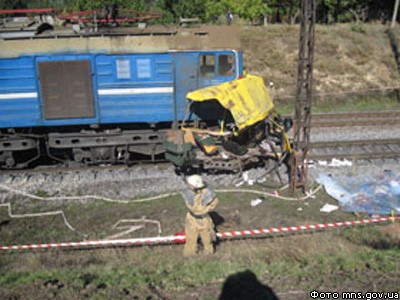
[{"x1": 379, "y1": 223, "x2": 400, "y2": 240}]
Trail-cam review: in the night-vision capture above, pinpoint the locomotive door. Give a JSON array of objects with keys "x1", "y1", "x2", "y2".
[
  {"x1": 174, "y1": 52, "x2": 199, "y2": 121},
  {"x1": 37, "y1": 57, "x2": 95, "y2": 120}
]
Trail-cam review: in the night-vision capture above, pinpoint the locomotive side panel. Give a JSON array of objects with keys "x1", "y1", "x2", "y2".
[
  {"x1": 0, "y1": 57, "x2": 41, "y2": 129},
  {"x1": 0, "y1": 50, "x2": 242, "y2": 130},
  {"x1": 174, "y1": 52, "x2": 200, "y2": 121},
  {"x1": 96, "y1": 53, "x2": 175, "y2": 124}
]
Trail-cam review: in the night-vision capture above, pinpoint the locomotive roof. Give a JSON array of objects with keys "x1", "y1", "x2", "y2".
[{"x1": 0, "y1": 25, "x2": 241, "y2": 58}]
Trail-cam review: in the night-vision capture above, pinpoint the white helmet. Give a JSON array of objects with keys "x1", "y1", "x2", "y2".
[{"x1": 186, "y1": 175, "x2": 205, "y2": 189}]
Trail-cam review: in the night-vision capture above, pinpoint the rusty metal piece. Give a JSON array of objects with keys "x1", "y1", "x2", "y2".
[{"x1": 290, "y1": 0, "x2": 316, "y2": 193}]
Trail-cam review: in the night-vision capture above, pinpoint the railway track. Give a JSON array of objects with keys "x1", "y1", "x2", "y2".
[
  {"x1": 308, "y1": 110, "x2": 400, "y2": 127},
  {"x1": 290, "y1": 111, "x2": 400, "y2": 162},
  {"x1": 309, "y1": 138, "x2": 400, "y2": 161},
  {"x1": 1, "y1": 111, "x2": 400, "y2": 175},
  {"x1": 5, "y1": 139, "x2": 399, "y2": 177}
]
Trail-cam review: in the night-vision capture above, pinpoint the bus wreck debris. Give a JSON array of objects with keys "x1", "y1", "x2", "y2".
[{"x1": 164, "y1": 74, "x2": 293, "y2": 177}]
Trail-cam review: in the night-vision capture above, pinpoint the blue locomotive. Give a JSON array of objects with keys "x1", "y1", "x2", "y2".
[{"x1": 0, "y1": 29, "x2": 243, "y2": 168}]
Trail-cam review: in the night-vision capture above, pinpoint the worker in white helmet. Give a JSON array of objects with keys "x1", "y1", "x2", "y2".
[{"x1": 182, "y1": 174, "x2": 219, "y2": 256}]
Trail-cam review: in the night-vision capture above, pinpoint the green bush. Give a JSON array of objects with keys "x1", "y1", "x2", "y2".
[{"x1": 350, "y1": 23, "x2": 366, "y2": 34}]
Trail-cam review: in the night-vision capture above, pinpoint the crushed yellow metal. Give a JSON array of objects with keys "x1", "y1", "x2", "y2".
[{"x1": 186, "y1": 74, "x2": 274, "y2": 131}]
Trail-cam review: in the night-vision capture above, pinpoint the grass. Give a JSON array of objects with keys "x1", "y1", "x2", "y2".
[
  {"x1": 0, "y1": 231, "x2": 399, "y2": 297},
  {"x1": 1, "y1": 183, "x2": 399, "y2": 298},
  {"x1": 242, "y1": 24, "x2": 399, "y2": 101}
]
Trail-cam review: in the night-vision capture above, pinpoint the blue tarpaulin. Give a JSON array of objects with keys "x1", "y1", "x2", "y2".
[{"x1": 316, "y1": 171, "x2": 400, "y2": 215}]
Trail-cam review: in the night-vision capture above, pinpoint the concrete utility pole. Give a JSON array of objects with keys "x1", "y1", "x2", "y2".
[
  {"x1": 290, "y1": 0, "x2": 316, "y2": 193},
  {"x1": 392, "y1": 0, "x2": 400, "y2": 28}
]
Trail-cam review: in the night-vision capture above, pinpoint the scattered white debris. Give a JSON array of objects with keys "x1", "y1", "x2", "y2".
[
  {"x1": 297, "y1": 207, "x2": 303, "y2": 212},
  {"x1": 318, "y1": 158, "x2": 353, "y2": 167},
  {"x1": 320, "y1": 203, "x2": 339, "y2": 213},
  {"x1": 242, "y1": 171, "x2": 255, "y2": 185},
  {"x1": 251, "y1": 198, "x2": 263, "y2": 207},
  {"x1": 330, "y1": 158, "x2": 352, "y2": 167},
  {"x1": 243, "y1": 171, "x2": 249, "y2": 182},
  {"x1": 256, "y1": 177, "x2": 267, "y2": 183},
  {"x1": 235, "y1": 181, "x2": 245, "y2": 187},
  {"x1": 259, "y1": 140, "x2": 273, "y2": 152},
  {"x1": 220, "y1": 151, "x2": 230, "y2": 160}
]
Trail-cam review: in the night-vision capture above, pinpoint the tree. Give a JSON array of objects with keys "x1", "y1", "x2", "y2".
[
  {"x1": 0, "y1": 0, "x2": 28, "y2": 9},
  {"x1": 236, "y1": 0, "x2": 268, "y2": 23},
  {"x1": 0, "y1": 0, "x2": 396, "y2": 24},
  {"x1": 173, "y1": 0, "x2": 206, "y2": 19},
  {"x1": 204, "y1": 0, "x2": 230, "y2": 22},
  {"x1": 287, "y1": 0, "x2": 301, "y2": 24},
  {"x1": 318, "y1": 0, "x2": 330, "y2": 23},
  {"x1": 392, "y1": 0, "x2": 399, "y2": 27}
]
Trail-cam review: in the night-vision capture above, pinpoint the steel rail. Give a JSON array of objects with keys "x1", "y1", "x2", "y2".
[
  {"x1": 310, "y1": 151, "x2": 400, "y2": 161},
  {"x1": 310, "y1": 138, "x2": 400, "y2": 148},
  {"x1": 311, "y1": 111, "x2": 400, "y2": 120},
  {"x1": 286, "y1": 110, "x2": 400, "y2": 127},
  {"x1": 309, "y1": 138, "x2": 400, "y2": 161}
]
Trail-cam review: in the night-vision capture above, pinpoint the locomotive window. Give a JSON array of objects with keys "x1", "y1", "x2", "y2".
[
  {"x1": 218, "y1": 54, "x2": 234, "y2": 76},
  {"x1": 200, "y1": 55, "x2": 215, "y2": 78},
  {"x1": 136, "y1": 58, "x2": 152, "y2": 79},
  {"x1": 116, "y1": 59, "x2": 131, "y2": 79}
]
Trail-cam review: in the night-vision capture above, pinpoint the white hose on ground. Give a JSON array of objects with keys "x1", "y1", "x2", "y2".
[
  {"x1": 215, "y1": 185, "x2": 323, "y2": 201},
  {"x1": 0, "y1": 183, "x2": 323, "y2": 235},
  {"x1": 0, "y1": 183, "x2": 322, "y2": 204},
  {"x1": 0, "y1": 183, "x2": 181, "y2": 204},
  {"x1": 105, "y1": 218, "x2": 163, "y2": 240},
  {"x1": 0, "y1": 202, "x2": 76, "y2": 232}
]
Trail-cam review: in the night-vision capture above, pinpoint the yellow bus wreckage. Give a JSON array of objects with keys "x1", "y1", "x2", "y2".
[
  {"x1": 164, "y1": 74, "x2": 293, "y2": 175},
  {"x1": 187, "y1": 74, "x2": 273, "y2": 131}
]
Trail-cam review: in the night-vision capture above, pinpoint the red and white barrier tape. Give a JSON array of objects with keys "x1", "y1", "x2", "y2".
[
  {"x1": 1, "y1": 216, "x2": 398, "y2": 251},
  {"x1": 216, "y1": 216, "x2": 398, "y2": 238}
]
